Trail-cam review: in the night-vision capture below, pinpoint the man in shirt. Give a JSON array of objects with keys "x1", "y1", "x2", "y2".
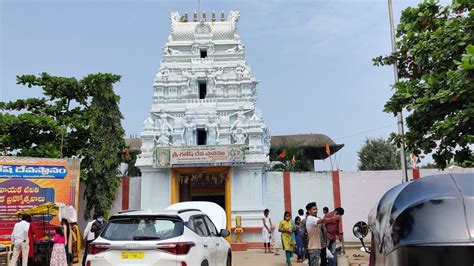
[
  {"x1": 322, "y1": 207, "x2": 329, "y2": 216},
  {"x1": 91, "y1": 214, "x2": 106, "y2": 238},
  {"x1": 82, "y1": 214, "x2": 97, "y2": 266},
  {"x1": 305, "y1": 202, "x2": 322, "y2": 266},
  {"x1": 10, "y1": 215, "x2": 31, "y2": 266},
  {"x1": 323, "y1": 207, "x2": 345, "y2": 266}
]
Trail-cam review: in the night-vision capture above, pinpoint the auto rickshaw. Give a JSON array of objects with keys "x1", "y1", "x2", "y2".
[{"x1": 353, "y1": 173, "x2": 474, "y2": 266}]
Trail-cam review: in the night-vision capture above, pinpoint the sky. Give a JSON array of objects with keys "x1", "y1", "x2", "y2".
[{"x1": 0, "y1": 0, "x2": 449, "y2": 171}]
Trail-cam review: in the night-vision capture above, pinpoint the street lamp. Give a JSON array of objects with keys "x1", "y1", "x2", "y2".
[{"x1": 388, "y1": 0, "x2": 409, "y2": 182}]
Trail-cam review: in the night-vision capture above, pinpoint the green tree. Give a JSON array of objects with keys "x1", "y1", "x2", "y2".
[
  {"x1": 125, "y1": 149, "x2": 142, "y2": 177},
  {"x1": 358, "y1": 137, "x2": 401, "y2": 171},
  {"x1": 373, "y1": 0, "x2": 474, "y2": 169},
  {"x1": 270, "y1": 145, "x2": 310, "y2": 172},
  {"x1": 0, "y1": 72, "x2": 125, "y2": 218}
]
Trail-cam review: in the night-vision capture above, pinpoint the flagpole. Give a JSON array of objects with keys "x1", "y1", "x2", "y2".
[
  {"x1": 326, "y1": 143, "x2": 333, "y2": 171},
  {"x1": 388, "y1": 0, "x2": 409, "y2": 183},
  {"x1": 329, "y1": 155, "x2": 333, "y2": 171}
]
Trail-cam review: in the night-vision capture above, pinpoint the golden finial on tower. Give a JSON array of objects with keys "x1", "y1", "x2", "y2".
[
  {"x1": 202, "y1": 11, "x2": 206, "y2": 22},
  {"x1": 212, "y1": 11, "x2": 216, "y2": 22},
  {"x1": 193, "y1": 11, "x2": 198, "y2": 22},
  {"x1": 184, "y1": 11, "x2": 189, "y2": 22},
  {"x1": 221, "y1": 10, "x2": 225, "y2": 22}
]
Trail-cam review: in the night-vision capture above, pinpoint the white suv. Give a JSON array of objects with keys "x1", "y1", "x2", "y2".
[{"x1": 85, "y1": 202, "x2": 232, "y2": 266}]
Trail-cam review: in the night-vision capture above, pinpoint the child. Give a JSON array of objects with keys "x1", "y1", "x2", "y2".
[
  {"x1": 50, "y1": 227, "x2": 68, "y2": 266},
  {"x1": 262, "y1": 209, "x2": 274, "y2": 253},
  {"x1": 294, "y1": 216, "x2": 304, "y2": 262}
]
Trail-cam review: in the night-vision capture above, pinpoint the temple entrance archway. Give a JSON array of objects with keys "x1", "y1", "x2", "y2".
[{"x1": 171, "y1": 167, "x2": 232, "y2": 230}]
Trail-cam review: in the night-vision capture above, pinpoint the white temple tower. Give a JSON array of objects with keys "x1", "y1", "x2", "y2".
[{"x1": 136, "y1": 10, "x2": 270, "y2": 240}]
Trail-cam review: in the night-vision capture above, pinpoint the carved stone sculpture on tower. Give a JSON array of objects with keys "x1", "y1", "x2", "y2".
[
  {"x1": 228, "y1": 10, "x2": 240, "y2": 29},
  {"x1": 155, "y1": 131, "x2": 171, "y2": 146},
  {"x1": 230, "y1": 107, "x2": 251, "y2": 131},
  {"x1": 143, "y1": 116, "x2": 155, "y2": 131},
  {"x1": 140, "y1": 116, "x2": 156, "y2": 157},
  {"x1": 186, "y1": 71, "x2": 198, "y2": 93},
  {"x1": 182, "y1": 116, "x2": 196, "y2": 146},
  {"x1": 225, "y1": 44, "x2": 244, "y2": 54},
  {"x1": 262, "y1": 127, "x2": 271, "y2": 155},
  {"x1": 158, "y1": 114, "x2": 174, "y2": 134},
  {"x1": 155, "y1": 67, "x2": 169, "y2": 81},
  {"x1": 206, "y1": 115, "x2": 220, "y2": 145},
  {"x1": 208, "y1": 43, "x2": 215, "y2": 54},
  {"x1": 250, "y1": 108, "x2": 263, "y2": 122},
  {"x1": 232, "y1": 127, "x2": 247, "y2": 145}
]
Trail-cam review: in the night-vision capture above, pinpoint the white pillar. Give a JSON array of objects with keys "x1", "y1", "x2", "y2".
[{"x1": 140, "y1": 167, "x2": 171, "y2": 210}]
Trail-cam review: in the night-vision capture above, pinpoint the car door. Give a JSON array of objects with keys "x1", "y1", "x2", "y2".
[
  {"x1": 203, "y1": 215, "x2": 227, "y2": 265},
  {"x1": 191, "y1": 215, "x2": 217, "y2": 266}
]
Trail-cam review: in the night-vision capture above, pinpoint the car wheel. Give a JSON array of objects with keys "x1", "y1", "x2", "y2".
[
  {"x1": 201, "y1": 260, "x2": 209, "y2": 266},
  {"x1": 226, "y1": 252, "x2": 232, "y2": 266}
]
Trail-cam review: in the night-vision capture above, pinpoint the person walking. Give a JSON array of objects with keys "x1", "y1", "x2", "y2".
[
  {"x1": 294, "y1": 216, "x2": 304, "y2": 262},
  {"x1": 50, "y1": 227, "x2": 68, "y2": 266},
  {"x1": 323, "y1": 207, "x2": 345, "y2": 266},
  {"x1": 61, "y1": 219, "x2": 73, "y2": 265},
  {"x1": 278, "y1": 211, "x2": 295, "y2": 266},
  {"x1": 82, "y1": 214, "x2": 97, "y2": 266},
  {"x1": 10, "y1": 215, "x2": 30, "y2": 266},
  {"x1": 70, "y1": 222, "x2": 80, "y2": 263},
  {"x1": 305, "y1": 202, "x2": 323, "y2": 266},
  {"x1": 262, "y1": 209, "x2": 274, "y2": 253},
  {"x1": 25, "y1": 215, "x2": 35, "y2": 266}
]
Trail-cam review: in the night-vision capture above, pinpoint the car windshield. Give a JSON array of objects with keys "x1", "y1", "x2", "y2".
[{"x1": 101, "y1": 216, "x2": 183, "y2": 241}]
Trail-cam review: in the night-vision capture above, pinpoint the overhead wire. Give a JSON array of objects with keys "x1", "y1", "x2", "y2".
[
  {"x1": 330, "y1": 123, "x2": 397, "y2": 170},
  {"x1": 334, "y1": 123, "x2": 397, "y2": 141}
]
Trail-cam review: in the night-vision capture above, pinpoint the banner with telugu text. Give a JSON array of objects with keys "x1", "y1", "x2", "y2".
[{"x1": 0, "y1": 156, "x2": 80, "y2": 243}]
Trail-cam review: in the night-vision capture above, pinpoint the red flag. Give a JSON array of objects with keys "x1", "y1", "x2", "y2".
[
  {"x1": 325, "y1": 143, "x2": 331, "y2": 156},
  {"x1": 277, "y1": 150, "x2": 286, "y2": 159},
  {"x1": 125, "y1": 147, "x2": 130, "y2": 161}
]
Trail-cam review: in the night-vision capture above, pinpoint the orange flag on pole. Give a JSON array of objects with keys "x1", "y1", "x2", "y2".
[
  {"x1": 277, "y1": 150, "x2": 286, "y2": 159},
  {"x1": 125, "y1": 147, "x2": 130, "y2": 161},
  {"x1": 326, "y1": 143, "x2": 331, "y2": 156}
]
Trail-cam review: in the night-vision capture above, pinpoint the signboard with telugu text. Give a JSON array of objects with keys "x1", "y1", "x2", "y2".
[{"x1": 154, "y1": 145, "x2": 246, "y2": 168}]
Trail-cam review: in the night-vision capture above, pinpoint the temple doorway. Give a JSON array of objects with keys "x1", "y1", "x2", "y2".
[{"x1": 175, "y1": 167, "x2": 230, "y2": 211}]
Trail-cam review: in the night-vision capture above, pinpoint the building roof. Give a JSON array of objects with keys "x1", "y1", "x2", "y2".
[
  {"x1": 270, "y1": 134, "x2": 343, "y2": 160},
  {"x1": 126, "y1": 133, "x2": 343, "y2": 161}
]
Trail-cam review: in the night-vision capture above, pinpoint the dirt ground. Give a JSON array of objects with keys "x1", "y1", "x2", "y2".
[
  {"x1": 70, "y1": 244, "x2": 370, "y2": 266},
  {"x1": 232, "y1": 245, "x2": 369, "y2": 266}
]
